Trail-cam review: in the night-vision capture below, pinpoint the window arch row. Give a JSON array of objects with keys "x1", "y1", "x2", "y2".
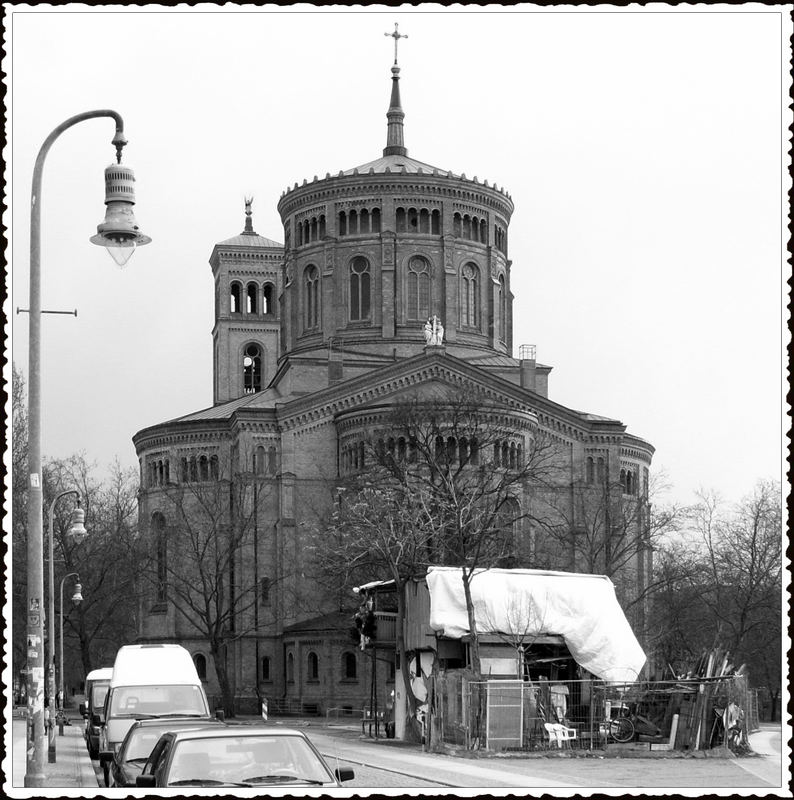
[
  {"x1": 338, "y1": 206, "x2": 381, "y2": 237},
  {"x1": 254, "y1": 444, "x2": 279, "y2": 475},
  {"x1": 179, "y1": 452, "x2": 220, "y2": 483},
  {"x1": 147, "y1": 457, "x2": 171, "y2": 488},
  {"x1": 229, "y1": 281, "x2": 276, "y2": 316},
  {"x1": 296, "y1": 214, "x2": 326, "y2": 246},
  {"x1": 491, "y1": 439, "x2": 524, "y2": 470},
  {"x1": 396, "y1": 206, "x2": 441, "y2": 235},
  {"x1": 452, "y1": 212, "x2": 487, "y2": 243}
]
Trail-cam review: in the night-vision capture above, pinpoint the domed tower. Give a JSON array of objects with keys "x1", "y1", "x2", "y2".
[
  {"x1": 210, "y1": 199, "x2": 283, "y2": 404},
  {"x1": 276, "y1": 51, "x2": 515, "y2": 380}
]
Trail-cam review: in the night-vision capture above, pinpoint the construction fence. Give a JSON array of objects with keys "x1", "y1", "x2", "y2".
[{"x1": 428, "y1": 672, "x2": 759, "y2": 753}]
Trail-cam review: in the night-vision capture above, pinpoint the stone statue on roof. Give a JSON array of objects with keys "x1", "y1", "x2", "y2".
[{"x1": 424, "y1": 315, "x2": 444, "y2": 346}]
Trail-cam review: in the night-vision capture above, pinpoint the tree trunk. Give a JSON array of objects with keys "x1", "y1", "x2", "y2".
[
  {"x1": 461, "y1": 569, "x2": 481, "y2": 677},
  {"x1": 211, "y1": 642, "x2": 236, "y2": 718}
]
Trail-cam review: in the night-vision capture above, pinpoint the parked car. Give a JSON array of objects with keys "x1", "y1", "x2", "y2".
[
  {"x1": 99, "y1": 644, "x2": 209, "y2": 786},
  {"x1": 79, "y1": 667, "x2": 112, "y2": 759},
  {"x1": 135, "y1": 726, "x2": 355, "y2": 788},
  {"x1": 100, "y1": 716, "x2": 224, "y2": 787}
]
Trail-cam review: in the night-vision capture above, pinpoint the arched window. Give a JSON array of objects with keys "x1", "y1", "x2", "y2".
[
  {"x1": 256, "y1": 445, "x2": 266, "y2": 475},
  {"x1": 470, "y1": 437, "x2": 480, "y2": 465},
  {"x1": 338, "y1": 211, "x2": 347, "y2": 236},
  {"x1": 319, "y1": 214, "x2": 326, "y2": 238},
  {"x1": 396, "y1": 207, "x2": 406, "y2": 232},
  {"x1": 310, "y1": 217, "x2": 318, "y2": 241},
  {"x1": 243, "y1": 343, "x2": 263, "y2": 393},
  {"x1": 307, "y1": 652, "x2": 319, "y2": 681},
  {"x1": 462, "y1": 215, "x2": 471, "y2": 239},
  {"x1": 260, "y1": 576, "x2": 271, "y2": 606},
  {"x1": 419, "y1": 208, "x2": 430, "y2": 233},
  {"x1": 263, "y1": 284, "x2": 275, "y2": 315},
  {"x1": 286, "y1": 652, "x2": 294, "y2": 683},
  {"x1": 342, "y1": 652, "x2": 357, "y2": 680},
  {"x1": 431, "y1": 209, "x2": 441, "y2": 234},
  {"x1": 230, "y1": 282, "x2": 242, "y2": 313},
  {"x1": 190, "y1": 456, "x2": 198, "y2": 483},
  {"x1": 349, "y1": 256, "x2": 371, "y2": 321},
  {"x1": 199, "y1": 455, "x2": 209, "y2": 481},
  {"x1": 372, "y1": 208, "x2": 381, "y2": 232},
  {"x1": 480, "y1": 219, "x2": 487, "y2": 243},
  {"x1": 152, "y1": 512, "x2": 167, "y2": 604},
  {"x1": 360, "y1": 208, "x2": 370, "y2": 233},
  {"x1": 407, "y1": 256, "x2": 430, "y2": 320},
  {"x1": 626, "y1": 470, "x2": 634, "y2": 495},
  {"x1": 407, "y1": 208, "x2": 418, "y2": 231},
  {"x1": 261, "y1": 656, "x2": 271, "y2": 681},
  {"x1": 210, "y1": 455, "x2": 219, "y2": 480},
  {"x1": 453, "y1": 213, "x2": 462, "y2": 237},
  {"x1": 586, "y1": 457, "x2": 594, "y2": 484},
  {"x1": 620, "y1": 468, "x2": 627, "y2": 492},
  {"x1": 597, "y1": 457, "x2": 606, "y2": 483},
  {"x1": 498, "y1": 274, "x2": 507, "y2": 342},
  {"x1": 348, "y1": 209, "x2": 358, "y2": 235},
  {"x1": 493, "y1": 442, "x2": 501, "y2": 467},
  {"x1": 461, "y1": 263, "x2": 480, "y2": 327},
  {"x1": 305, "y1": 265, "x2": 319, "y2": 329},
  {"x1": 246, "y1": 282, "x2": 258, "y2": 314},
  {"x1": 267, "y1": 446, "x2": 277, "y2": 474},
  {"x1": 193, "y1": 654, "x2": 207, "y2": 681},
  {"x1": 164, "y1": 459, "x2": 170, "y2": 484}
]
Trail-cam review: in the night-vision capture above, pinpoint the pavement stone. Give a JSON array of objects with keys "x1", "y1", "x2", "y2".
[{"x1": 10, "y1": 710, "x2": 98, "y2": 789}]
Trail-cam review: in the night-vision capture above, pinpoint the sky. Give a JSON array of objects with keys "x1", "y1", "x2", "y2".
[{"x1": 5, "y1": 4, "x2": 789, "y2": 510}]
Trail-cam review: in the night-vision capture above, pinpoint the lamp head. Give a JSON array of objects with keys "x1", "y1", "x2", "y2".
[
  {"x1": 90, "y1": 162, "x2": 151, "y2": 266},
  {"x1": 67, "y1": 505, "x2": 88, "y2": 543},
  {"x1": 71, "y1": 582, "x2": 83, "y2": 604}
]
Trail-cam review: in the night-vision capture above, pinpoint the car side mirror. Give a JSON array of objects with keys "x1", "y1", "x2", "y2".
[
  {"x1": 98, "y1": 751, "x2": 114, "y2": 765},
  {"x1": 79, "y1": 702, "x2": 87, "y2": 717},
  {"x1": 215, "y1": 709, "x2": 225, "y2": 722},
  {"x1": 91, "y1": 713, "x2": 102, "y2": 726},
  {"x1": 136, "y1": 775, "x2": 156, "y2": 787},
  {"x1": 335, "y1": 767, "x2": 355, "y2": 782}
]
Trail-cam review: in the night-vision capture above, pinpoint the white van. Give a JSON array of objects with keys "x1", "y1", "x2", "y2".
[
  {"x1": 99, "y1": 644, "x2": 210, "y2": 781},
  {"x1": 80, "y1": 667, "x2": 113, "y2": 758}
]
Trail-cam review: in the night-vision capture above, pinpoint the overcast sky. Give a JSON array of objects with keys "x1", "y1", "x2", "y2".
[{"x1": 6, "y1": 4, "x2": 788, "y2": 509}]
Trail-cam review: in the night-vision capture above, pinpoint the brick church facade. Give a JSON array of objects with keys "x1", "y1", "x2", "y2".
[{"x1": 133, "y1": 50, "x2": 654, "y2": 713}]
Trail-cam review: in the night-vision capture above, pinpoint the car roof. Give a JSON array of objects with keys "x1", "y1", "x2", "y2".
[
  {"x1": 127, "y1": 717, "x2": 220, "y2": 731},
  {"x1": 167, "y1": 726, "x2": 309, "y2": 741}
]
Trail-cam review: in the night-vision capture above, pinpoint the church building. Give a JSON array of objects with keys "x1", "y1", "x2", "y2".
[{"x1": 133, "y1": 37, "x2": 654, "y2": 715}]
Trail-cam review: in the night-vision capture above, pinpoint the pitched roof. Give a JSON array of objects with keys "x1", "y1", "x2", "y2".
[
  {"x1": 282, "y1": 611, "x2": 353, "y2": 635},
  {"x1": 216, "y1": 232, "x2": 282, "y2": 249}
]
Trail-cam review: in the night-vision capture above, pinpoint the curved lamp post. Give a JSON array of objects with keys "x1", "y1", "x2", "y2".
[
  {"x1": 57, "y1": 574, "x2": 82, "y2": 734},
  {"x1": 46, "y1": 491, "x2": 87, "y2": 763},
  {"x1": 25, "y1": 111, "x2": 149, "y2": 787}
]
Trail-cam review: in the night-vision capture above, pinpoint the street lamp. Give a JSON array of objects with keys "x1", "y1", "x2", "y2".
[
  {"x1": 24, "y1": 110, "x2": 149, "y2": 787},
  {"x1": 46, "y1": 490, "x2": 87, "y2": 763},
  {"x1": 58, "y1": 574, "x2": 82, "y2": 735}
]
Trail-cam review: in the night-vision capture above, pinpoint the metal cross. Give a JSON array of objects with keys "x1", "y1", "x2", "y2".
[{"x1": 384, "y1": 22, "x2": 408, "y2": 65}]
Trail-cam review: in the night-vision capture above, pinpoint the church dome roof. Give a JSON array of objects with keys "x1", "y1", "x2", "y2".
[{"x1": 342, "y1": 153, "x2": 454, "y2": 177}]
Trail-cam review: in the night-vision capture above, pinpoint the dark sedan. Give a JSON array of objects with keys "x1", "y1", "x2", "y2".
[
  {"x1": 99, "y1": 715, "x2": 223, "y2": 787},
  {"x1": 136, "y1": 726, "x2": 354, "y2": 788}
]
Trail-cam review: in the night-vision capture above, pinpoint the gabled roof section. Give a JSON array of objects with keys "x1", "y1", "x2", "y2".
[{"x1": 283, "y1": 611, "x2": 352, "y2": 635}]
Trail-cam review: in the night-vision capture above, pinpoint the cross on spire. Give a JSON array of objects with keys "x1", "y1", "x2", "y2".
[{"x1": 384, "y1": 22, "x2": 408, "y2": 65}]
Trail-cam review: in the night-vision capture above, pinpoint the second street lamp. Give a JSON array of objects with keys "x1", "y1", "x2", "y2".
[
  {"x1": 46, "y1": 490, "x2": 87, "y2": 763},
  {"x1": 24, "y1": 110, "x2": 150, "y2": 787},
  {"x1": 57, "y1": 573, "x2": 82, "y2": 734}
]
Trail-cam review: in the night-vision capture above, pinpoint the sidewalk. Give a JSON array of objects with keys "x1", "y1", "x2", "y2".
[{"x1": 10, "y1": 711, "x2": 98, "y2": 789}]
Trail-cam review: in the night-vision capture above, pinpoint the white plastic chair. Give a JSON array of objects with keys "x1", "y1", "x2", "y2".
[
  {"x1": 552, "y1": 722, "x2": 577, "y2": 748},
  {"x1": 544, "y1": 722, "x2": 561, "y2": 749}
]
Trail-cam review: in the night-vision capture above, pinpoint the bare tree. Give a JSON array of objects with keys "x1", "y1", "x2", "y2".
[
  {"x1": 43, "y1": 454, "x2": 142, "y2": 680},
  {"x1": 651, "y1": 480, "x2": 782, "y2": 718},
  {"x1": 138, "y1": 457, "x2": 279, "y2": 716}
]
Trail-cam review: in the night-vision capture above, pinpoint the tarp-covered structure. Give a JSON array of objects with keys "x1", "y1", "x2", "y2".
[{"x1": 426, "y1": 566, "x2": 645, "y2": 684}]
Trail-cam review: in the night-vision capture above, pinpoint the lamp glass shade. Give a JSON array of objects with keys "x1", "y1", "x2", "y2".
[
  {"x1": 71, "y1": 583, "x2": 83, "y2": 604},
  {"x1": 105, "y1": 239, "x2": 136, "y2": 268},
  {"x1": 67, "y1": 507, "x2": 88, "y2": 543}
]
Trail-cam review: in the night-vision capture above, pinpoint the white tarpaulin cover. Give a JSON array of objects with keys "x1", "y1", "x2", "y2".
[{"x1": 426, "y1": 566, "x2": 645, "y2": 684}]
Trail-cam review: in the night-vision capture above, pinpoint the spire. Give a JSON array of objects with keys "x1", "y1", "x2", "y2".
[
  {"x1": 383, "y1": 23, "x2": 408, "y2": 157},
  {"x1": 242, "y1": 196, "x2": 258, "y2": 236}
]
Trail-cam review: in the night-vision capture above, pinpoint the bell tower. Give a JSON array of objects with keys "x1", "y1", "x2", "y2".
[{"x1": 209, "y1": 199, "x2": 284, "y2": 404}]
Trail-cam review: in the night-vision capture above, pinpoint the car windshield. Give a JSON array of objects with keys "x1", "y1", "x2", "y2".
[
  {"x1": 92, "y1": 684, "x2": 109, "y2": 709},
  {"x1": 109, "y1": 685, "x2": 207, "y2": 717},
  {"x1": 166, "y1": 734, "x2": 334, "y2": 786},
  {"x1": 125, "y1": 729, "x2": 175, "y2": 762}
]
